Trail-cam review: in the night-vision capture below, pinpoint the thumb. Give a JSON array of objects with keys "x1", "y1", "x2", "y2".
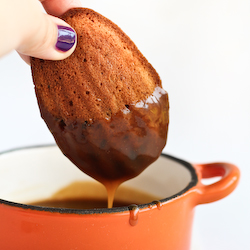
[{"x1": 17, "y1": 14, "x2": 77, "y2": 64}]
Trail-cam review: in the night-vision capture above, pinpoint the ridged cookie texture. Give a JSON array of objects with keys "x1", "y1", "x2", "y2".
[
  {"x1": 31, "y1": 8, "x2": 169, "y2": 184},
  {"x1": 31, "y1": 8, "x2": 162, "y2": 123}
]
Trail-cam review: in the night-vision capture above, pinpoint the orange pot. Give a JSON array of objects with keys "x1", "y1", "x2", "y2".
[{"x1": 0, "y1": 146, "x2": 239, "y2": 250}]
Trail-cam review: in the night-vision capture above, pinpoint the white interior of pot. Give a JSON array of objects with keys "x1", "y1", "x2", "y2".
[{"x1": 0, "y1": 145, "x2": 192, "y2": 204}]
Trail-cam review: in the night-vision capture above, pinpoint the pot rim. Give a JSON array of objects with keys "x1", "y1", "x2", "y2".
[{"x1": 0, "y1": 144, "x2": 198, "y2": 214}]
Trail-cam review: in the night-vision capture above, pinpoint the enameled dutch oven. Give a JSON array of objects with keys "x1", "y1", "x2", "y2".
[{"x1": 0, "y1": 145, "x2": 239, "y2": 250}]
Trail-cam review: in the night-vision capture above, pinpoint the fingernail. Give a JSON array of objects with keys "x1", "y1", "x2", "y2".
[{"x1": 56, "y1": 25, "x2": 76, "y2": 52}]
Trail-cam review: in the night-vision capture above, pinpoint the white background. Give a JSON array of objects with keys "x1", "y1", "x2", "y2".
[{"x1": 0, "y1": 0, "x2": 249, "y2": 249}]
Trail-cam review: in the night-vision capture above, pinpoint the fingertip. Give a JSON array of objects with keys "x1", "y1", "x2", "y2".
[
  {"x1": 18, "y1": 15, "x2": 77, "y2": 62},
  {"x1": 47, "y1": 16, "x2": 77, "y2": 60},
  {"x1": 52, "y1": 25, "x2": 77, "y2": 60},
  {"x1": 56, "y1": 25, "x2": 76, "y2": 53},
  {"x1": 41, "y1": 0, "x2": 82, "y2": 16}
]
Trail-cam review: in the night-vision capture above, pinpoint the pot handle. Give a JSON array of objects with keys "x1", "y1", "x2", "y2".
[{"x1": 194, "y1": 162, "x2": 240, "y2": 205}]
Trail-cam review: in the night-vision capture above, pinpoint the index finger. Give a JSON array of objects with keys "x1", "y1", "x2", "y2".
[{"x1": 40, "y1": 0, "x2": 82, "y2": 16}]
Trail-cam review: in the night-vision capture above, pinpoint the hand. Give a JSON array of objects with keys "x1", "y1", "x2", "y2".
[{"x1": 0, "y1": 0, "x2": 82, "y2": 64}]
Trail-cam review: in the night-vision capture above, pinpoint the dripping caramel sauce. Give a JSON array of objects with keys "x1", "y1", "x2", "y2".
[
  {"x1": 39, "y1": 87, "x2": 168, "y2": 208},
  {"x1": 29, "y1": 181, "x2": 162, "y2": 210}
]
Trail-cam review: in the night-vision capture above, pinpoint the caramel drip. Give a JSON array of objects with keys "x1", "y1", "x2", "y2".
[
  {"x1": 39, "y1": 87, "x2": 168, "y2": 208},
  {"x1": 128, "y1": 204, "x2": 139, "y2": 226},
  {"x1": 104, "y1": 181, "x2": 121, "y2": 208},
  {"x1": 152, "y1": 200, "x2": 162, "y2": 210}
]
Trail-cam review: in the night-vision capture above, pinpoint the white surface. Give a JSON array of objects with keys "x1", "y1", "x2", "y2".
[{"x1": 0, "y1": 1, "x2": 249, "y2": 249}]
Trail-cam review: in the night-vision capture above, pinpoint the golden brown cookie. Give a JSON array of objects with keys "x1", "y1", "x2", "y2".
[
  {"x1": 31, "y1": 8, "x2": 163, "y2": 123},
  {"x1": 31, "y1": 8, "x2": 169, "y2": 188}
]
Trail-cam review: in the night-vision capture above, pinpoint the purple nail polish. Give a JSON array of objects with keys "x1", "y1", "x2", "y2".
[{"x1": 56, "y1": 25, "x2": 76, "y2": 52}]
